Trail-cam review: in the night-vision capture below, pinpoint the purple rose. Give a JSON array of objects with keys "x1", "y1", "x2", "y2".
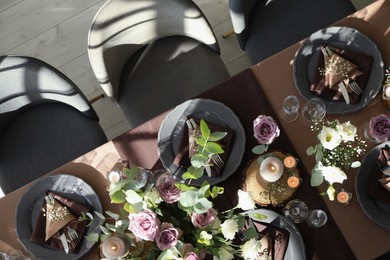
[
  {"x1": 155, "y1": 172, "x2": 180, "y2": 204},
  {"x1": 184, "y1": 252, "x2": 199, "y2": 260},
  {"x1": 128, "y1": 209, "x2": 160, "y2": 241},
  {"x1": 368, "y1": 114, "x2": 390, "y2": 142},
  {"x1": 191, "y1": 208, "x2": 217, "y2": 228},
  {"x1": 155, "y1": 222, "x2": 179, "y2": 250},
  {"x1": 253, "y1": 115, "x2": 280, "y2": 144}
]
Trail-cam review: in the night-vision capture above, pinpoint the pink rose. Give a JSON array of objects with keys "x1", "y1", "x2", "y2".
[
  {"x1": 128, "y1": 209, "x2": 160, "y2": 241},
  {"x1": 155, "y1": 222, "x2": 179, "y2": 250},
  {"x1": 253, "y1": 115, "x2": 280, "y2": 144},
  {"x1": 155, "y1": 172, "x2": 180, "y2": 204},
  {"x1": 191, "y1": 208, "x2": 217, "y2": 228},
  {"x1": 368, "y1": 114, "x2": 390, "y2": 142},
  {"x1": 184, "y1": 252, "x2": 199, "y2": 260}
]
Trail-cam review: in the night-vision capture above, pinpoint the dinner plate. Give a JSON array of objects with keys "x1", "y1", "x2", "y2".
[
  {"x1": 355, "y1": 142, "x2": 390, "y2": 229},
  {"x1": 293, "y1": 26, "x2": 384, "y2": 114},
  {"x1": 243, "y1": 209, "x2": 306, "y2": 260},
  {"x1": 15, "y1": 174, "x2": 103, "y2": 260},
  {"x1": 157, "y1": 98, "x2": 246, "y2": 186}
]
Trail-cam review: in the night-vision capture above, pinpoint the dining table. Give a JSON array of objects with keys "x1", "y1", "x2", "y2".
[{"x1": 1, "y1": 0, "x2": 390, "y2": 259}]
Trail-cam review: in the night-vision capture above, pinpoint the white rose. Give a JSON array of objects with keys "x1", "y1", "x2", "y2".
[
  {"x1": 199, "y1": 230, "x2": 213, "y2": 241},
  {"x1": 213, "y1": 245, "x2": 234, "y2": 260},
  {"x1": 237, "y1": 190, "x2": 255, "y2": 210},
  {"x1": 220, "y1": 219, "x2": 238, "y2": 240},
  {"x1": 327, "y1": 185, "x2": 336, "y2": 201},
  {"x1": 318, "y1": 126, "x2": 342, "y2": 150},
  {"x1": 319, "y1": 165, "x2": 347, "y2": 184},
  {"x1": 339, "y1": 121, "x2": 356, "y2": 142},
  {"x1": 241, "y1": 238, "x2": 261, "y2": 260}
]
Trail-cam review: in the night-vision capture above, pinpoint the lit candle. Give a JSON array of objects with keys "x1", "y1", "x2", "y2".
[
  {"x1": 101, "y1": 236, "x2": 128, "y2": 259},
  {"x1": 336, "y1": 190, "x2": 352, "y2": 205},
  {"x1": 283, "y1": 156, "x2": 297, "y2": 169},
  {"x1": 386, "y1": 86, "x2": 390, "y2": 97},
  {"x1": 259, "y1": 157, "x2": 284, "y2": 182},
  {"x1": 287, "y1": 176, "x2": 301, "y2": 188}
]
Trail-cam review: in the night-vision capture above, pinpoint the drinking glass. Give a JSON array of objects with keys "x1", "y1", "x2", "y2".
[
  {"x1": 306, "y1": 209, "x2": 328, "y2": 228},
  {"x1": 280, "y1": 95, "x2": 300, "y2": 123},
  {"x1": 283, "y1": 199, "x2": 309, "y2": 223},
  {"x1": 300, "y1": 98, "x2": 326, "y2": 130},
  {"x1": 0, "y1": 249, "x2": 33, "y2": 260}
]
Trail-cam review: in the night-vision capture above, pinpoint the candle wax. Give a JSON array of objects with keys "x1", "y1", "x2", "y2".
[
  {"x1": 287, "y1": 176, "x2": 300, "y2": 188},
  {"x1": 102, "y1": 236, "x2": 127, "y2": 259},
  {"x1": 259, "y1": 157, "x2": 284, "y2": 182},
  {"x1": 385, "y1": 86, "x2": 390, "y2": 97},
  {"x1": 337, "y1": 191, "x2": 350, "y2": 203},
  {"x1": 284, "y1": 156, "x2": 297, "y2": 168}
]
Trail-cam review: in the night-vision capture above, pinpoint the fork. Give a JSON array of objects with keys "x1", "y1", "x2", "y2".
[
  {"x1": 378, "y1": 158, "x2": 390, "y2": 175},
  {"x1": 67, "y1": 226, "x2": 79, "y2": 245},
  {"x1": 211, "y1": 154, "x2": 224, "y2": 168},
  {"x1": 348, "y1": 80, "x2": 363, "y2": 95}
]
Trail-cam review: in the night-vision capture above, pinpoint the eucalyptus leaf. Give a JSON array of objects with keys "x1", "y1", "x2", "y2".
[
  {"x1": 310, "y1": 170, "x2": 324, "y2": 186},
  {"x1": 182, "y1": 171, "x2": 197, "y2": 180},
  {"x1": 179, "y1": 190, "x2": 198, "y2": 207},
  {"x1": 210, "y1": 186, "x2": 224, "y2": 198},
  {"x1": 191, "y1": 154, "x2": 209, "y2": 168},
  {"x1": 99, "y1": 233, "x2": 111, "y2": 242},
  {"x1": 110, "y1": 190, "x2": 126, "y2": 204},
  {"x1": 105, "y1": 211, "x2": 119, "y2": 220},
  {"x1": 252, "y1": 144, "x2": 268, "y2": 155},
  {"x1": 209, "y1": 131, "x2": 227, "y2": 142},
  {"x1": 123, "y1": 166, "x2": 139, "y2": 179},
  {"x1": 100, "y1": 225, "x2": 111, "y2": 235},
  {"x1": 95, "y1": 211, "x2": 105, "y2": 220},
  {"x1": 198, "y1": 183, "x2": 210, "y2": 197},
  {"x1": 204, "y1": 142, "x2": 224, "y2": 154},
  {"x1": 85, "y1": 232, "x2": 99, "y2": 242},
  {"x1": 193, "y1": 197, "x2": 212, "y2": 214},
  {"x1": 306, "y1": 146, "x2": 316, "y2": 156},
  {"x1": 315, "y1": 149, "x2": 323, "y2": 163}
]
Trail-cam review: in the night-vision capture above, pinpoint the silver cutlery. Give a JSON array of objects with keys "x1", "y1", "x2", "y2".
[
  {"x1": 59, "y1": 230, "x2": 70, "y2": 254},
  {"x1": 211, "y1": 154, "x2": 224, "y2": 168},
  {"x1": 67, "y1": 226, "x2": 79, "y2": 245},
  {"x1": 378, "y1": 158, "x2": 390, "y2": 175},
  {"x1": 348, "y1": 80, "x2": 363, "y2": 95}
]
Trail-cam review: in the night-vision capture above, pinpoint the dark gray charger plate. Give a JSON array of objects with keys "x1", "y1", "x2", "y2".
[
  {"x1": 355, "y1": 142, "x2": 390, "y2": 229},
  {"x1": 157, "y1": 98, "x2": 246, "y2": 187},
  {"x1": 15, "y1": 174, "x2": 103, "y2": 260},
  {"x1": 293, "y1": 26, "x2": 384, "y2": 114}
]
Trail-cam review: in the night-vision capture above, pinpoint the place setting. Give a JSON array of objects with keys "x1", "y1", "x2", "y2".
[
  {"x1": 293, "y1": 26, "x2": 384, "y2": 114},
  {"x1": 15, "y1": 174, "x2": 103, "y2": 259}
]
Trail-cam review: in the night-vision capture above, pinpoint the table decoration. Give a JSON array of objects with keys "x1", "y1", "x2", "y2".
[
  {"x1": 287, "y1": 176, "x2": 301, "y2": 189},
  {"x1": 336, "y1": 190, "x2": 352, "y2": 205},
  {"x1": 283, "y1": 156, "x2": 297, "y2": 169},
  {"x1": 307, "y1": 119, "x2": 366, "y2": 201},
  {"x1": 364, "y1": 114, "x2": 390, "y2": 143},
  {"x1": 382, "y1": 67, "x2": 390, "y2": 109},
  {"x1": 259, "y1": 157, "x2": 284, "y2": 183},
  {"x1": 80, "y1": 164, "x2": 273, "y2": 260}
]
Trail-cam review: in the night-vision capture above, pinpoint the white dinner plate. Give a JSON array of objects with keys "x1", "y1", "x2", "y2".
[
  {"x1": 157, "y1": 98, "x2": 246, "y2": 187},
  {"x1": 293, "y1": 26, "x2": 384, "y2": 114},
  {"x1": 243, "y1": 209, "x2": 306, "y2": 260},
  {"x1": 15, "y1": 174, "x2": 103, "y2": 260}
]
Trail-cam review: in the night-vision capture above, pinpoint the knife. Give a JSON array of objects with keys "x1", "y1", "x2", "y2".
[
  {"x1": 338, "y1": 81, "x2": 350, "y2": 105},
  {"x1": 59, "y1": 230, "x2": 69, "y2": 254}
]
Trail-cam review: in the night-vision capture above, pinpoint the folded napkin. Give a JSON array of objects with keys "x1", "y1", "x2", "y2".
[
  {"x1": 367, "y1": 146, "x2": 390, "y2": 204},
  {"x1": 309, "y1": 44, "x2": 373, "y2": 104},
  {"x1": 173, "y1": 116, "x2": 234, "y2": 177},
  {"x1": 30, "y1": 191, "x2": 91, "y2": 253}
]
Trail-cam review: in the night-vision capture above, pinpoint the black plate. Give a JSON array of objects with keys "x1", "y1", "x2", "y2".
[{"x1": 15, "y1": 174, "x2": 103, "y2": 260}]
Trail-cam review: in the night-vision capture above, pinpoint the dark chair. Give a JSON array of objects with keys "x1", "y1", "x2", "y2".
[
  {"x1": 0, "y1": 55, "x2": 108, "y2": 194},
  {"x1": 87, "y1": 0, "x2": 230, "y2": 128},
  {"x1": 229, "y1": 0, "x2": 356, "y2": 64}
]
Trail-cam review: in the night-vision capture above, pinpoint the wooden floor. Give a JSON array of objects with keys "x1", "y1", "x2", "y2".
[{"x1": 0, "y1": 0, "x2": 374, "y2": 141}]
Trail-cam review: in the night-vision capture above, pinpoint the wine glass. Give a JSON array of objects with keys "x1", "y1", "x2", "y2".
[
  {"x1": 306, "y1": 209, "x2": 328, "y2": 228},
  {"x1": 300, "y1": 98, "x2": 326, "y2": 130},
  {"x1": 280, "y1": 95, "x2": 300, "y2": 123},
  {"x1": 0, "y1": 249, "x2": 34, "y2": 260},
  {"x1": 283, "y1": 199, "x2": 309, "y2": 223}
]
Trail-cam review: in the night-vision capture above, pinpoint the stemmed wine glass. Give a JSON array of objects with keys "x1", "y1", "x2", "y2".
[
  {"x1": 300, "y1": 98, "x2": 326, "y2": 130},
  {"x1": 280, "y1": 95, "x2": 300, "y2": 123},
  {"x1": 283, "y1": 199, "x2": 328, "y2": 228}
]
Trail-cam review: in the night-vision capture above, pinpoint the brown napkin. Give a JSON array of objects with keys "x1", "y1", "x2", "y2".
[
  {"x1": 309, "y1": 44, "x2": 373, "y2": 104},
  {"x1": 173, "y1": 116, "x2": 234, "y2": 177},
  {"x1": 30, "y1": 191, "x2": 91, "y2": 253},
  {"x1": 367, "y1": 147, "x2": 390, "y2": 204},
  {"x1": 251, "y1": 220, "x2": 290, "y2": 260}
]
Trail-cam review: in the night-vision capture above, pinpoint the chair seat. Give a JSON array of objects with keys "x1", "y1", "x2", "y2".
[
  {"x1": 118, "y1": 35, "x2": 230, "y2": 128},
  {"x1": 245, "y1": 0, "x2": 356, "y2": 63},
  {"x1": 0, "y1": 103, "x2": 107, "y2": 194}
]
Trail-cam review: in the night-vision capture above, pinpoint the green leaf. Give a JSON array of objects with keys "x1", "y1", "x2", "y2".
[
  {"x1": 205, "y1": 142, "x2": 224, "y2": 154},
  {"x1": 110, "y1": 190, "x2": 126, "y2": 204},
  {"x1": 191, "y1": 154, "x2": 209, "y2": 168},
  {"x1": 123, "y1": 202, "x2": 143, "y2": 214},
  {"x1": 182, "y1": 171, "x2": 196, "y2": 180},
  {"x1": 100, "y1": 225, "x2": 111, "y2": 235},
  {"x1": 252, "y1": 144, "x2": 268, "y2": 155},
  {"x1": 242, "y1": 227, "x2": 258, "y2": 240},
  {"x1": 209, "y1": 131, "x2": 227, "y2": 142},
  {"x1": 306, "y1": 146, "x2": 316, "y2": 156},
  {"x1": 210, "y1": 186, "x2": 224, "y2": 198},
  {"x1": 315, "y1": 149, "x2": 323, "y2": 163},
  {"x1": 310, "y1": 170, "x2": 324, "y2": 186},
  {"x1": 179, "y1": 190, "x2": 198, "y2": 207},
  {"x1": 198, "y1": 183, "x2": 210, "y2": 197},
  {"x1": 192, "y1": 166, "x2": 205, "y2": 178},
  {"x1": 200, "y1": 119, "x2": 211, "y2": 139},
  {"x1": 85, "y1": 232, "x2": 99, "y2": 242},
  {"x1": 95, "y1": 211, "x2": 105, "y2": 220},
  {"x1": 123, "y1": 166, "x2": 139, "y2": 179},
  {"x1": 105, "y1": 211, "x2": 119, "y2": 220},
  {"x1": 193, "y1": 197, "x2": 212, "y2": 214},
  {"x1": 250, "y1": 213, "x2": 268, "y2": 220},
  {"x1": 194, "y1": 136, "x2": 206, "y2": 147}
]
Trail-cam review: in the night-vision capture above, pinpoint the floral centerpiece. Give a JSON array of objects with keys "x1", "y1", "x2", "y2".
[
  {"x1": 81, "y1": 121, "x2": 267, "y2": 260},
  {"x1": 307, "y1": 120, "x2": 366, "y2": 200}
]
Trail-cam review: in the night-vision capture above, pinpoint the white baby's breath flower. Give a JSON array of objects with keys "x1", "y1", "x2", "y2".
[
  {"x1": 237, "y1": 190, "x2": 255, "y2": 210},
  {"x1": 241, "y1": 238, "x2": 261, "y2": 260},
  {"x1": 318, "y1": 126, "x2": 342, "y2": 150},
  {"x1": 220, "y1": 219, "x2": 238, "y2": 240},
  {"x1": 339, "y1": 121, "x2": 356, "y2": 142},
  {"x1": 319, "y1": 164, "x2": 347, "y2": 184}
]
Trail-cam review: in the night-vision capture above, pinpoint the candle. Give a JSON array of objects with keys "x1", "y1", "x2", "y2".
[
  {"x1": 259, "y1": 157, "x2": 284, "y2": 182},
  {"x1": 287, "y1": 176, "x2": 301, "y2": 188},
  {"x1": 101, "y1": 236, "x2": 128, "y2": 259},
  {"x1": 386, "y1": 86, "x2": 390, "y2": 97},
  {"x1": 283, "y1": 156, "x2": 297, "y2": 168},
  {"x1": 337, "y1": 190, "x2": 352, "y2": 205}
]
